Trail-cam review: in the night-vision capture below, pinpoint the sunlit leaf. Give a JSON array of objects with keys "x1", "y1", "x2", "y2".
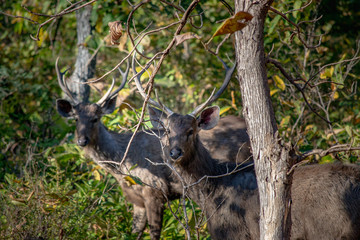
[
  {"x1": 320, "y1": 66, "x2": 334, "y2": 79},
  {"x1": 212, "y1": 11, "x2": 253, "y2": 38},
  {"x1": 136, "y1": 66, "x2": 152, "y2": 80},
  {"x1": 129, "y1": 164, "x2": 138, "y2": 171},
  {"x1": 273, "y1": 75, "x2": 286, "y2": 90},
  {"x1": 320, "y1": 155, "x2": 334, "y2": 164},
  {"x1": 280, "y1": 115, "x2": 290, "y2": 128},
  {"x1": 37, "y1": 28, "x2": 48, "y2": 47},
  {"x1": 124, "y1": 176, "x2": 137, "y2": 186},
  {"x1": 220, "y1": 106, "x2": 231, "y2": 115},
  {"x1": 270, "y1": 89, "x2": 279, "y2": 96},
  {"x1": 332, "y1": 91, "x2": 339, "y2": 99},
  {"x1": 93, "y1": 170, "x2": 101, "y2": 181}
]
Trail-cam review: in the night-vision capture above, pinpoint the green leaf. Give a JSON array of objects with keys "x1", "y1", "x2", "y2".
[{"x1": 268, "y1": 15, "x2": 281, "y2": 35}]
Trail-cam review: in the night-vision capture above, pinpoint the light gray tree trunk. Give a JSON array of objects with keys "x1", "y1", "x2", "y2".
[
  {"x1": 234, "y1": 0, "x2": 292, "y2": 239},
  {"x1": 69, "y1": 5, "x2": 96, "y2": 102}
]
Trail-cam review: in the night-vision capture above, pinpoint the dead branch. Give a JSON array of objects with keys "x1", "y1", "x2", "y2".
[
  {"x1": 269, "y1": 6, "x2": 323, "y2": 49},
  {"x1": 0, "y1": 10, "x2": 39, "y2": 24},
  {"x1": 19, "y1": 0, "x2": 96, "y2": 41}
]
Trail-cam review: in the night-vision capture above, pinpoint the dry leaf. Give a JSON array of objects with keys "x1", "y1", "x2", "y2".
[
  {"x1": 108, "y1": 21, "x2": 123, "y2": 45},
  {"x1": 212, "y1": 11, "x2": 253, "y2": 38}
]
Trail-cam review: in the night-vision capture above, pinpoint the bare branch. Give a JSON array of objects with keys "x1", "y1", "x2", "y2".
[
  {"x1": 267, "y1": 58, "x2": 330, "y2": 124},
  {"x1": 0, "y1": 10, "x2": 39, "y2": 24},
  {"x1": 284, "y1": 0, "x2": 313, "y2": 15},
  {"x1": 290, "y1": 145, "x2": 360, "y2": 171},
  {"x1": 18, "y1": 0, "x2": 97, "y2": 41},
  {"x1": 269, "y1": 6, "x2": 323, "y2": 49}
]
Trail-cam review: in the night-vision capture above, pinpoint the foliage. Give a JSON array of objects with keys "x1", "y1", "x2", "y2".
[
  {"x1": 0, "y1": 0, "x2": 359, "y2": 239},
  {"x1": 264, "y1": 0, "x2": 360, "y2": 162}
]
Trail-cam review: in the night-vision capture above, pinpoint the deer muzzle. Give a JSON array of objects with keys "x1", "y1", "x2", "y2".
[
  {"x1": 77, "y1": 137, "x2": 89, "y2": 147},
  {"x1": 170, "y1": 147, "x2": 183, "y2": 161}
]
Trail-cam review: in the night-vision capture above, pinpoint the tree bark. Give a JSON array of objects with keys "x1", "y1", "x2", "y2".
[
  {"x1": 69, "y1": 5, "x2": 96, "y2": 103},
  {"x1": 234, "y1": 1, "x2": 291, "y2": 239}
]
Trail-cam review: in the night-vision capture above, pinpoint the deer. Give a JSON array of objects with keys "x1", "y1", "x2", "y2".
[
  {"x1": 55, "y1": 56, "x2": 251, "y2": 239},
  {"x1": 135, "y1": 62, "x2": 360, "y2": 239}
]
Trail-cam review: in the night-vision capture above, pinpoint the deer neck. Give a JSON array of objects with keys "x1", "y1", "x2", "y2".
[
  {"x1": 83, "y1": 123, "x2": 129, "y2": 169},
  {"x1": 177, "y1": 136, "x2": 257, "y2": 196}
]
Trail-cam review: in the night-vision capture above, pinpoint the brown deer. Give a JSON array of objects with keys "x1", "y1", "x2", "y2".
[
  {"x1": 136, "y1": 69, "x2": 360, "y2": 239},
  {"x1": 55, "y1": 56, "x2": 251, "y2": 239}
]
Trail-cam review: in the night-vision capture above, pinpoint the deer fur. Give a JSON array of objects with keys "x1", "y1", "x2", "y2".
[
  {"x1": 149, "y1": 105, "x2": 360, "y2": 240},
  {"x1": 57, "y1": 98, "x2": 251, "y2": 239}
]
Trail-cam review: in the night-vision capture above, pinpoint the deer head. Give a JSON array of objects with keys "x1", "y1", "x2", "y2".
[
  {"x1": 133, "y1": 54, "x2": 236, "y2": 163},
  {"x1": 148, "y1": 106, "x2": 221, "y2": 163},
  {"x1": 56, "y1": 57, "x2": 129, "y2": 147}
]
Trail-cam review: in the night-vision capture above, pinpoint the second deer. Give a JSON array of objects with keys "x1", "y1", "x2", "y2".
[{"x1": 136, "y1": 60, "x2": 360, "y2": 240}]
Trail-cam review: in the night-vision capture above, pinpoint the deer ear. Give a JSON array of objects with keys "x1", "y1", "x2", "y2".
[
  {"x1": 57, "y1": 99, "x2": 74, "y2": 118},
  {"x1": 102, "y1": 96, "x2": 117, "y2": 115},
  {"x1": 197, "y1": 106, "x2": 220, "y2": 130},
  {"x1": 148, "y1": 107, "x2": 167, "y2": 129}
]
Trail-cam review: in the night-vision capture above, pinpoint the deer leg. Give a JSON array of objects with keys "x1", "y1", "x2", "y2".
[
  {"x1": 132, "y1": 205, "x2": 147, "y2": 238},
  {"x1": 144, "y1": 191, "x2": 166, "y2": 240}
]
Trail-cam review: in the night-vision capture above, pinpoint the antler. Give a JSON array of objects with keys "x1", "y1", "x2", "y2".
[
  {"x1": 189, "y1": 56, "x2": 237, "y2": 117},
  {"x1": 56, "y1": 57, "x2": 79, "y2": 104},
  {"x1": 96, "y1": 58, "x2": 130, "y2": 106},
  {"x1": 132, "y1": 53, "x2": 174, "y2": 116}
]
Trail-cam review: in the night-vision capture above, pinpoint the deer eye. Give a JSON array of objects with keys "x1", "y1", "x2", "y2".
[{"x1": 187, "y1": 129, "x2": 194, "y2": 137}]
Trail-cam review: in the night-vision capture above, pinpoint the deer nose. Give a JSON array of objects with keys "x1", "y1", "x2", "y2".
[
  {"x1": 77, "y1": 137, "x2": 89, "y2": 147},
  {"x1": 170, "y1": 147, "x2": 182, "y2": 160}
]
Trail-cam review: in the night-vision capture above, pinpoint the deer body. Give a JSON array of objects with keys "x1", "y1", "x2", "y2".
[
  {"x1": 56, "y1": 55, "x2": 252, "y2": 239},
  {"x1": 57, "y1": 100, "x2": 251, "y2": 239},
  {"x1": 149, "y1": 106, "x2": 360, "y2": 240}
]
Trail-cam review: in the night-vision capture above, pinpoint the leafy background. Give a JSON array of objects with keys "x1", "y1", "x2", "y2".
[{"x1": 1, "y1": 0, "x2": 359, "y2": 239}]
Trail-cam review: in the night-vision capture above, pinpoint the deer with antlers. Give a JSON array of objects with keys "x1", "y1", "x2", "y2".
[
  {"x1": 55, "y1": 55, "x2": 251, "y2": 239},
  {"x1": 135, "y1": 58, "x2": 360, "y2": 239}
]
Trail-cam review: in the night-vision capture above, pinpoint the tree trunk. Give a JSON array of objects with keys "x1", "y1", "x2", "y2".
[
  {"x1": 69, "y1": 5, "x2": 96, "y2": 102},
  {"x1": 234, "y1": 1, "x2": 291, "y2": 239}
]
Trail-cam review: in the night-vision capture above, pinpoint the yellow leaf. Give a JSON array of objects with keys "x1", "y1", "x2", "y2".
[
  {"x1": 220, "y1": 106, "x2": 231, "y2": 115},
  {"x1": 333, "y1": 91, "x2": 339, "y2": 99},
  {"x1": 37, "y1": 28, "x2": 48, "y2": 47},
  {"x1": 280, "y1": 115, "x2": 290, "y2": 128},
  {"x1": 270, "y1": 89, "x2": 279, "y2": 96},
  {"x1": 320, "y1": 66, "x2": 334, "y2": 79},
  {"x1": 124, "y1": 176, "x2": 137, "y2": 186},
  {"x1": 273, "y1": 75, "x2": 286, "y2": 91},
  {"x1": 93, "y1": 170, "x2": 101, "y2": 181},
  {"x1": 136, "y1": 66, "x2": 152, "y2": 80},
  {"x1": 305, "y1": 124, "x2": 314, "y2": 131},
  {"x1": 212, "y1": 11, "x2": 253, "y2": 38}
]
